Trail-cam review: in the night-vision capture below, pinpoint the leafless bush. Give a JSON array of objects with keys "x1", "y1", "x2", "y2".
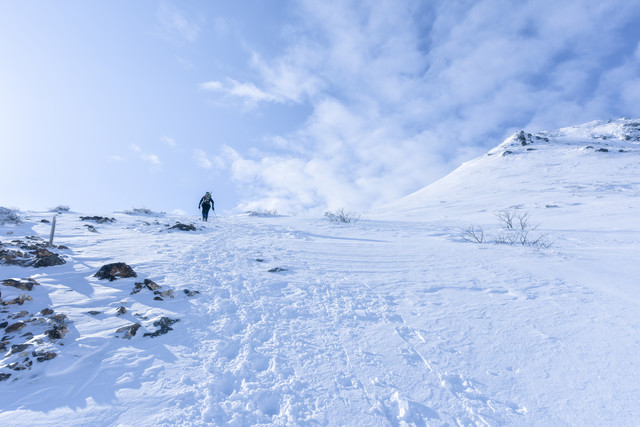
[
  {"x1": 462, "y1": 226, "x2": 485, "y2": 243},
  {"x1": 496, "y1": 210, "x2": 516, "y2": 229},
  {"x1": 0, "y1": 207, "x2": 21, "y2": 224},
  {"x1": 495, "y1": 209, "x2": 538, "y2": 230},
  {"x1": 244, "y1": 209, "x2": 279, "y2": 217},
  {"x1": 494, "y1": 231, "x2": 519, "y2": 245},
  {"x1": 465, "y1": 210, "x2": 552, "y2": 249},
  {"x1": 123, "y1": 207, "x2": 154, "y2": 215},
  {"x1": 49, "y1": 205, "x2": 70, "y2": 213},
  {"x1": 324, "y1": 208, "x2": 360, "y2": 223}
]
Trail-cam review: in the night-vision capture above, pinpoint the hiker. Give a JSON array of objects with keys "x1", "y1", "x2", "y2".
[{"x1": 198, "y1": 192, "x2": 214, "y2": 221}]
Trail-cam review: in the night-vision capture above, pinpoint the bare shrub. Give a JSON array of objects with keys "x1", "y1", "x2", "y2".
[
  {"x1": 324, "y1": 208, "x2": 360, "y2": 223},
  {"x1": 462, "y1": 226, "x2": 485, "y2": 243},
  {"x1": 496, "y1": 210, "x2": 516, "y2": 229},
  {"x1": 123, "y1": 207, "x2": 153, "y2": 215},
  {"x1": 466, "y1": 210, "x2": 552, "y2": 249},
  {"x1": 244, "y1": 209, "x2": 279, "y2": 217},
  {"x1": 49, "y1": 205, "x2": 70, "y2": 213},
  {"x1": 0, "y1": 207, "x2": 21, "y2": 224}
]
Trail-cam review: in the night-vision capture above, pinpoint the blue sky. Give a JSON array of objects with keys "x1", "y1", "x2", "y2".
[{"x1": 1, "y1": 0, "x2": 639, "y2": 215}]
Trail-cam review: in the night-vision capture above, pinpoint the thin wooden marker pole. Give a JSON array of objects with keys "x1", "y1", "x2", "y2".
[{"x1": 49, "y1": 215, "x2": 57, "y2": 246}]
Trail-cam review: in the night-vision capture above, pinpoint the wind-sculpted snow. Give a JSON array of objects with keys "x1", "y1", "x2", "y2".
[{"x1": 1, "y1": 119, "x2": 640, "y2": 425}]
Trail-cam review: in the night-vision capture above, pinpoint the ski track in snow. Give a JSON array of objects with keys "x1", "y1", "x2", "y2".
[
  {"x1": 1, "y1": 212, "x2": 639, "y2": 426},
  {"x1": 168, "y1": 218, "x2": 529, "y2": 426}
]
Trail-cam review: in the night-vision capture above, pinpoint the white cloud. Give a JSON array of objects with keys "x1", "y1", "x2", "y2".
[
  {"x1": 157, "y1": 3, "x2": 202, "y2": 43},
  {"x1": 162, "y1": 136, "x2": 176, "y2": 147},
  {"x1": 199, "y1": 79, "x2": 284, "y2": 107},
  {"x1": 193, "y1": 149, "x2": 213, "y2": 169},
  {"x1": 130, "y1": 144, "x2": 162, "y2": 169}
]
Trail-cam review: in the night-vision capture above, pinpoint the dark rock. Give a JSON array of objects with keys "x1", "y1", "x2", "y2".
[
  {"x1": 57, "y1": 245, "x2": 69, "y2": 250},
  {"x1": 168, "y1": 223, "x2": 196, "y2": 231},
  {"x1": 115, "y1": 323, "x2": 141, "y2": 339},
  {"x1": 183, "y1": 289, "x2": 200, "y2": 297},
  {"x1": 84, "y1": 224, "x2": 98, "y2": 233},
  {"x1": 2, "y1": 293, "x2": 31, "y2": 306},
  {"x1": 45, "y1": 324, "x2": 68, "y2": 340},
  {"x1": 33, "y1": 254, "x2": 66, "y2": 268},
  {"x1": 7, "y1": 343, "x2": 31, "y2": 356},
  {"x1": 14, "y1": 310, "x2": 29, "y2": 318},
  {"x1": 2, "y1": 278, "x2": 39, "y2": 291},
  {"x1": 116, "y1": 306, "x2": 127, "y2": 316},
  {"x1": 80, "y1": 216, "x2": 115, "y2": 224},
  {"x1": 144, "y1": 278, "x2": 161, "y2": 290},
  {"x1": 255, "y1": 258, "x2": 264, "y2": 262},
  {"x1": 40, "y1": 308, "x2": 54, "y2": 315},
  {"x1": 33, "y1": 350, "x2": 57, "y2": 362},
  {"x1": 95, "y1": 263, "x2": 137, "y2": 281},
  {"x1": 41, "y1": 219, "x2": 50, "y2": 223},
  {"x1": 50, "y1": 313, "x2": 67, "y2": 324},
  {"x1": 143, "y1": 317, "x2": 179, "y2": 337},
  {"x1": 0, "y1": 321, "x2": 7, "y2": 328},
  {"x1": 516, "y1": 131, "x2": 529, "y2": 146},
  {"x1": 5, "y1": 322, "x2": 26, "y2": 333},
  {"x1": 34, "y1": 248, "x2": 54, "y2": 258},
  {"x1": 596, "y1": 148, "x2": 609, "y2": 152},
  {"x1": 502, "y1": 150, "x2": 513, "y2": 156},
  {"x1": 131, "y1": 282, "x2": 144, "y2": 294},
  {"x1": 0, "y1": 249, "x2": 30, "y2": 266},
  {"x1": 268, "y1": 267, "x2": 287, "y2": 273},
  {"x1": 0, "y1": 373, "x2": 10, "y2": 381},
  {"x1": 153, "y1": 296, "x2": 163, "y2": 301},
  {"x1": 87, "y1": 310, "x2": 101, "y2": 315},
  {"x1": 160, "y1": 289, "x2": 174, "y2": 298}
]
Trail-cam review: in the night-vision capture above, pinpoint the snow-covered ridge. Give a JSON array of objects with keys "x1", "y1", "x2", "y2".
[
  {"x1": 489, "y1": 118, "x2": 640, "y2": 155},
  {"x1": 375, "y1": 118, "x2": 640, "y2": 229}
]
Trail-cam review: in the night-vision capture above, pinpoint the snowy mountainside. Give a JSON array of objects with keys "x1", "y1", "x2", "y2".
[
  {"x1": 0, "y1": 119, "x2": 639, "y2": 425},
  {"x1": 374, "y1": 118, "x2": 640, "y2": 231}
]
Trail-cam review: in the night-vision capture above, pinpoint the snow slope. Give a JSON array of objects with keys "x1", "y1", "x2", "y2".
[{"x1": 1, "y1": 118, "x2": 639, "y2": 426}]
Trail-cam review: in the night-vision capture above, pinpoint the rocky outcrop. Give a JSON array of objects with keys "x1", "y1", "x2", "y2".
[
  {"x1": 2, "y1": 278, "x2": 39, "y2": 291},
  {"x1": 80, "y1": 216, "x2": 115, "y2": 224},
  {"x1": 143, "y1": 317, "x2": 179, "y2": 338},
  {"x1": 95, "y1": 263, "x2": 137, "y2": 281},
  {"x1": 168, "y1": 223, "x2": 196, "y2": 231}
]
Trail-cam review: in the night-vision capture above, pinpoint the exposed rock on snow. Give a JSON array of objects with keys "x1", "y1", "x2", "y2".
[
  {"x1": 143, "y1": 317, "x2": 179, "y2": 338},
  {"x1": 115, "y1": 323, "x2": 141, "y2": 339},
  {"x1": 183, "y1": 289, "x2": 200, "y2": 297},
  {"x1": 168, "y1": 222, "x2": 196, "y2": 231},
  {"x1": 95, "y1": 262, "x2": 137, "y2": 281},
  {"x1": 80, "y1": 216, "x2": 115, "y2": 224},
  {"x1": 143, "y1": 278, "x2": 161, "y2": 290},
  {"x1": 2, "y1": 278, "x2": 39, "y2": 291},
  {"x1": 0, "y1": 238, "x2": 65, "y2": 268}
]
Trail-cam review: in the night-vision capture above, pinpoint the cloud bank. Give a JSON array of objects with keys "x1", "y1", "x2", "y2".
[{"x1": 206, "y1": 0, "x2": 640, "y2": 213}]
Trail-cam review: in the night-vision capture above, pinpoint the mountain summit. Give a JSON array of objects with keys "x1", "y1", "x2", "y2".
[{"x1": 375, "y1": 118, "x2": 640, "y2": 230}]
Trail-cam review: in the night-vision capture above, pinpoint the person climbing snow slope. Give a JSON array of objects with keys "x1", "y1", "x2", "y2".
[{"x1": 198, "y1": 192, "x2": 214, "y2": 221}]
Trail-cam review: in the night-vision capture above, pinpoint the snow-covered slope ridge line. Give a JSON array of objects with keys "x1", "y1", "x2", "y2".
[{"x1": 374, "y1": 118, "x2": 640, "y2": 229}]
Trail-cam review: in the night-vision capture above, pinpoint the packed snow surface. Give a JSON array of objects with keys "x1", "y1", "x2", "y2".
[{"x1": 1, "y1": 119, "x2": 640, "y2": 425}]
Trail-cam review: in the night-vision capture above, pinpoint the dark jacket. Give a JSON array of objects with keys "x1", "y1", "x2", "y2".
[{"x1": 199, "y1": 195, "x2": 213, "y2": 210}]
